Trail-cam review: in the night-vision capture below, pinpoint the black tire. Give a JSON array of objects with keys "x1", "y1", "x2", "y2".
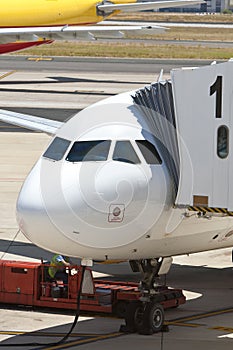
[
  {"x1": 120, "y1": 301, "x2": 139, "y2": 333},
  {"x1": 134, "y1": 303, "x2": 145, "y2": 331},
  {"x1": 115, "y1": 301, "x2": 127, "y2": 318},
  {"x1": 149, "y1": 303, "x2": 164, "y2": 333},
  {"x1": 134, "y1": 302, "x2": 164, "y2": 334}
]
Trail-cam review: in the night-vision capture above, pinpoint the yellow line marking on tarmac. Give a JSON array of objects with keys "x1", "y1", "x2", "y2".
[
  {"x1": 31, "y1": 332, "x2": 102, "y2": 337},
  {"x1": 172, "y1": 308, "x2": 233, "y2": 324},
  {"x1": 27, "y1": 57, "x2": 53, "y2": 62},
  {"x1": 0, "y1": 330, "x2": 124, "y2": 349},
  {"x1": 210, "y1": 326, "x2": 233, "y2": 332},
  {"x1": 0, "y1": 331, "x2": 23, "y2": 336},
  {"x1": 44, "y1": 332, "x2": 123, "y2": 350},
  {"x1": 0, "y1": 70, "x2": 16, "y2": 80},
  {"x1": 166, "y1": 308, "x2": 233, "y2": 329},
  {"x1": 166, "y1": 321, "x2": 201, "y2": 328},
  {"x1": 0, "y1": 331, "x2": 100, "y2": 337}
]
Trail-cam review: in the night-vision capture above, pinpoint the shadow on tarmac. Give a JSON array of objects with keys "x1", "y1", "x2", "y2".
[
  {"x1": 0, "y1": 317, "x2": 124, "y2": 350},
  {"x1": 0, "y1": 87, "x2": 115, "y2": 96},
  {"x1": 0, "y1": 76, "x2": 150, "y2": 86}
]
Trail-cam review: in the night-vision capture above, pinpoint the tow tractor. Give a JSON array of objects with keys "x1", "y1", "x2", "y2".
[{"x1": 0, "y1": 260, "x2": 185, "y2": 334}]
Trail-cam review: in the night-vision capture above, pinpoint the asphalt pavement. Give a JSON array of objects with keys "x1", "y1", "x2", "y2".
[{"x1": 0, "y1": 56, "x2": 213, "y2": 74}]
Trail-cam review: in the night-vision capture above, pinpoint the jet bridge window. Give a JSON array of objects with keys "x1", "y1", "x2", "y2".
[
  {"x1": 66, "y1": 140, "x2": 111, "y2": 162},
  {"x1": 217, "y1": 125, "x2": 229, "y2": 159},
  {"x1": 113, "y1": 141, "x2": 140, "y2": 164},
  {"x1": 43, "y1": 137, "x2": 71, "y2": 161},
  {"x1": 136, "y1": 140, "x2": 162, "y2": 165}
]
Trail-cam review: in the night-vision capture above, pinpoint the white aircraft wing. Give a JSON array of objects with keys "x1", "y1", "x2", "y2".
[
  {"x1": 106, "y1": 20, "x2": 233, "y2": 30},
  {"x1": 98, "y1": 0, "x2": 204, "y2": 13},
  {"x1": 0, "y1": 24, "x2": 166, "y2": 43},
  {"x1": 0, "y1": 109, "x2": 63, "y2": 135}
]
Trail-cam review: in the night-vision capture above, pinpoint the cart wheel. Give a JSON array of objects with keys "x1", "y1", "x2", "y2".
[
  {"x1": 134, "y1": 303, "x2": 145, "y2": 331},
  {"x1": 135, "y1": 302, "x2": 164, "y2": 334},
  {"x1": 120, "y1": 301, "x2": 139, "y2": 333},
  {"x1": 115, "y1": 301, "x2": 127, "y2": 318},
  {"x1": 149, "y1": 303, "x2": 164, "y2": 333}
]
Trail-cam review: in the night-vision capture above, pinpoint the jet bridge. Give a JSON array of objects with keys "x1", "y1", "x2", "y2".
[
  {"x1": 172, "y1": 60, "x2": 233, "y2": 214},
  {"x1": 133, "y1": 60, "x2": 233, "y2": 215}
]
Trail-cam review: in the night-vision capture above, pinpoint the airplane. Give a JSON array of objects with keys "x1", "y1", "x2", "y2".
[
  {"x1": 2, "y1": 59, "x2": 233, "y2": 333},
  {"x1": 0, "y1": 0, "x2": 204, "y2": 54},
  {"x1": 1, "y1": 58, "x2": 233, "y2": 277}
]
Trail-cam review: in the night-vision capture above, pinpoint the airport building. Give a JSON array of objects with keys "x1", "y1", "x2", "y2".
[
  {"x1": 206, "y1": 0, "x2": 229, "y2": 12},
  {"x1": 160, "y1": 0, "x2": 232, "y2": 12}
]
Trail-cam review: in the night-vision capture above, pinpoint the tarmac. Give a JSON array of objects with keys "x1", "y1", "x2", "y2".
[{"x1": 0, "y1": 65, "x2": 233, "y2": 349}]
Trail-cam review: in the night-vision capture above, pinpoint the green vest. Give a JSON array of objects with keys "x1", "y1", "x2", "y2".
[{"x1": 48, "y1": 254, "x2": 66, "y2": 278}]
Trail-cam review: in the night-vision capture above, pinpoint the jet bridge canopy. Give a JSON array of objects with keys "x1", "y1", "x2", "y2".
[
  {"x1": 133, "y1": 60, "x2": 233, "y2": 214},
  {"x1": 172, "y1": 60, "x2": 233, "y2": 213},
  {"x1": 132, "y1": 79, "x2": 180, "y2": 202}
]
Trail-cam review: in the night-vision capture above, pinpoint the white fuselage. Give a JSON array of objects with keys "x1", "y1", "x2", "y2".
[{"x1": 16, "y1": 91, "x2": 233, "y2": 261}]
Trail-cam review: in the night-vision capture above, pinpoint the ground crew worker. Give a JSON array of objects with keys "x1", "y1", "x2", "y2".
[{"x1": 48, "y1": 254, "x2": 71, "y2": 284}]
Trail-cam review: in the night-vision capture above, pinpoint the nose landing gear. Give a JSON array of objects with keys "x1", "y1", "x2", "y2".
[{"x1": 121, "y1": 257, "x2": 172, "y2": 335}]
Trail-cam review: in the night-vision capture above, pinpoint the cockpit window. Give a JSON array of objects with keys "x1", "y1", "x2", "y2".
[
  {"x1": 43, "y1": 137, "x2": 71, "y2": 161},
  {"x1": 136, "y1": 140, "x2": 162, "y2": 164},
  {"x1": 66, "y1": 140, "x2": 111, "y2": 162},
  {"x1": 113, "y1": 141, "x2": 140, "y2": 164}
]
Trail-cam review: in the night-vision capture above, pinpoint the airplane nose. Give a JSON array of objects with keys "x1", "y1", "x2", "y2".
[
  {"x1": 17, "y1": 159, "x2": 44, "y2": 238},
  {"x1": 17, "y1": 154, "x2": 168, "y2": 259},
  {"x1": 16, "y1": 158, "x2": 80, "y2": 256}
]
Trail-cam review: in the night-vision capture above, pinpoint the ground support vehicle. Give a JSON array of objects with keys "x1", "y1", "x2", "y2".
[{"x1": 0, "y1": 260, "x2": 186, "y2": 334}]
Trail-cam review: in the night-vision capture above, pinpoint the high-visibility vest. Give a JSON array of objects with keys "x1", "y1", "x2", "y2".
[{"x1": 48, "y1": 255, "x2": 69, "y2": 278}]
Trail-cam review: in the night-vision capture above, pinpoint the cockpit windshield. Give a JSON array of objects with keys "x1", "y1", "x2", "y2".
[
  {"x1": 66, "y1": 140, "x2": 111, "y2": 162},
  {"x1": 113, "y1": 141, "x2": 140, "y2": 164},
  {"x1": 43, "y1": 137, "x2": 71, "y2": 161},
  {"x1": 136, "y1": 140, "x2": 162, "y2": 164},
  {"x1": 43, "y1": 137, "x2": 162, "y2": 165}
]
